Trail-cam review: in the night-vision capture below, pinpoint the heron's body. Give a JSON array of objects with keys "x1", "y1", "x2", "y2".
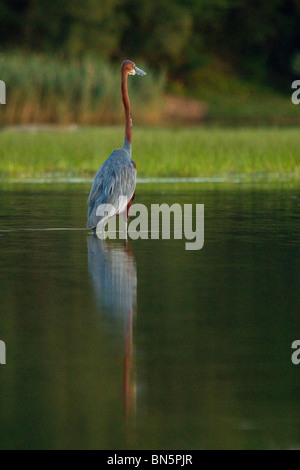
[
  {"x1": 87, "y1": 144, "x2": 136, "y2": 230},
  {"x1": 87, "y1": 60, "x2": 146, "y2": 236}
]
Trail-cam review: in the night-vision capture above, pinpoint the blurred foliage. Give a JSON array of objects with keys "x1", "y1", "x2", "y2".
[
  {"x1": 0, "y1": 52, "x2": 165, "y2": 125},
  {"x1": 0, "y1": 0, "x2": 299, "y2": 87},
  {"x1": 0, "y1": 1, "x2": 299, "y2": 125},
  {"x1": 292, "y1": 53, "x2": 300, "y2": 74},
  {"x1": 0, "y1": 51, "x2": 299, "y2": 126}
]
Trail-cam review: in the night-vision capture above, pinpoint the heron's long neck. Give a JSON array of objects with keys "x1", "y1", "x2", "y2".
[{"x1": 121, "y1": 69, "x2": 132, "y2": 154}]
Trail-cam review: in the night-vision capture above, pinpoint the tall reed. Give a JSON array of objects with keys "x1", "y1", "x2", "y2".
[{"x1": 0, "y1": 53, "x2": 165, "y2": 125}]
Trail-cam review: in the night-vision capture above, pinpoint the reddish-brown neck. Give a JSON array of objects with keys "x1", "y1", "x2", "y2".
[{"x1": 121, "y1": 67, "x2": 131, "y2": 144}]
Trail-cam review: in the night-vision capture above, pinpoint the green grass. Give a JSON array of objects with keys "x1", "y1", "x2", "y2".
[{"x1": 0, "y1": 127, "x2": 299, "y2": 181}]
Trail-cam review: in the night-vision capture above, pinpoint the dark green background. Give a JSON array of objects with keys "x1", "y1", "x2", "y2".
[{"x1": 1, "y1": 0, "x2": 299, "y2": 87}]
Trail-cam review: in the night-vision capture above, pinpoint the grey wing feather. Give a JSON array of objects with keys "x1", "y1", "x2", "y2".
[{"x1": 87, "y1": 149, "x2": 136, "y2": 229}]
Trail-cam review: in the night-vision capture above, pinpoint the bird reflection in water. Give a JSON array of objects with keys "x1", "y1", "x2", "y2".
[{"x1": 87, "y1": 237, "x2": 137, "y2": 421}]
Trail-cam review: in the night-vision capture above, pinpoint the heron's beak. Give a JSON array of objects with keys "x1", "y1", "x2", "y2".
[{"x1": 134, "y1": 66, "x2": 146, "y2": 76}]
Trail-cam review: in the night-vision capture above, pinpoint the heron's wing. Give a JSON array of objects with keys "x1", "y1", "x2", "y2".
[
  {"x1": 87, "y1": 150, "x2": 136, "y2": 229},
  {"x1": 87, "y1": 163, "x2": 105, "y2": 207}
]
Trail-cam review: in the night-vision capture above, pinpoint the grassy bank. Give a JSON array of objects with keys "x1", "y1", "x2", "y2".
[{"x1": 0, "y1": 127, "x2": 299, "y2": 181}]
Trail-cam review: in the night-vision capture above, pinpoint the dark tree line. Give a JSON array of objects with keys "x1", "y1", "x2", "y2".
[{"x1": 0, "y1": 0, "x2": 299, "y2": 87}]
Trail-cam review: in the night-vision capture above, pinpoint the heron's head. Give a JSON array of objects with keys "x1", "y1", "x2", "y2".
[{"x1": 121, "y1": 60, "x2": 146, "y2": 77}]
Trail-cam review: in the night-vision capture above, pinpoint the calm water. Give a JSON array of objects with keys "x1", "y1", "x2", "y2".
[{"x1": 0, "y1": 182, "x2": 299, "y2": 450}]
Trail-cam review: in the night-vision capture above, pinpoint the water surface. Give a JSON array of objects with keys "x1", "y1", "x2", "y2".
[{"x1": 0, "y1": 182, "x2": 299, "y2": 449}]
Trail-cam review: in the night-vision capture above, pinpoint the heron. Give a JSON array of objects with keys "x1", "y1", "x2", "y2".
[{"x1": 87, "y1": 60, "x2": 146, "y2": 238}]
